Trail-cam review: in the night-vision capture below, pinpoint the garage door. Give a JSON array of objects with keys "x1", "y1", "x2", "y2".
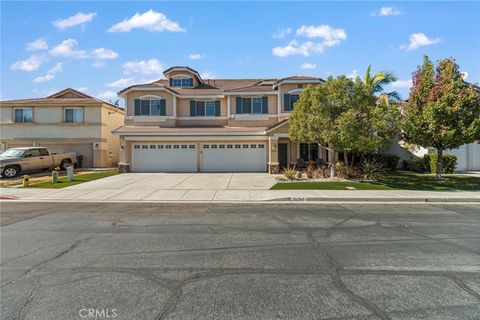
[
  {"x1": 472, "y1": 143, "x2": 480, "y2": 170},
  {"x1": 132, "y1": 143, "x2": 196, "y2": 172},
  {"x1": 201, "y1": 143, "x2": 267, "y2": 172},
  {"x1": 43, "y1": 144, "x2": 93, "y2": 168},
  {"x1": 445, "y1": 143, "x2": 480, "y2": 171}
]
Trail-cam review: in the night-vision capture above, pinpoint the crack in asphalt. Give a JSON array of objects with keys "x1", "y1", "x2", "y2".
[
  {"x1": 448, "y1": 275, "x2": 480, "y2": 301},
  {"x1": 12, "y1": 275, "x2": 38, "y2": 320}
]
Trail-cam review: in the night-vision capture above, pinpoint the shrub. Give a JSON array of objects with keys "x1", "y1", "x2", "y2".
[
  {"x1": 306, "y1": 165, "x2": 315, "y2": 179},
  {"x1": 424, "y1": 154, "x2": 457, "y2": 174},
  {"x1": 282, "y1": 167, "x2": 297, "y2": 180},
  {"x1": 314, "y1": 164, "x2": 330, "y2": 179},
  {"x1": 361, "y1": 158, "x2": 386, "y2": 181},
  {"x1": 335, "y1": 162, "x2": 347, "y2": 179},
  {"x1": 401, "y1": 158, "x2": 427, "y2": 173},
  {"x1": 347, "y1": 166, "x2": 361, "y2": 179},
  {"x1": 376, "y1": 154, "x2": 400, "y2": 171}
]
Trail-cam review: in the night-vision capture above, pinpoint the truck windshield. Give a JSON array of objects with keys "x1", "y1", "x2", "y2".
[{"x1": 1, "y1": 149, "x2": 26, "y2": 158}]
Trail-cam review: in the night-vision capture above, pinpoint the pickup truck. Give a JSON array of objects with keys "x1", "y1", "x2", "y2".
[{"x1": 0, "y1": 147, "x2": 77, "y2": 178}]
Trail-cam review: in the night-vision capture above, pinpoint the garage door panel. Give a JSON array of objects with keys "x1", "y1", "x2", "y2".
[
  {"x1": 132, "y1": 143, "x2": 196, "y2": 173},
  {"x1": 201, "y1": 143, "x2": 266, "y2": 172}
]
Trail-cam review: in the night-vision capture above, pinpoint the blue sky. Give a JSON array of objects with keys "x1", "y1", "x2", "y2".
[{"x1": 1, "y1": 1, "x2": 479, "y2": 104}]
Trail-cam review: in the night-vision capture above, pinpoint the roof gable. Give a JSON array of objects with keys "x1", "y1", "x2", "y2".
[{"x1": 47, "y1": 88, "x2": 92, "y2": 99}]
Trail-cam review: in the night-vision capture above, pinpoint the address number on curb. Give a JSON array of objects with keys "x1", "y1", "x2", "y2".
[{"x1": 290, "y1": 196, "x2": 307, "y2": 202}]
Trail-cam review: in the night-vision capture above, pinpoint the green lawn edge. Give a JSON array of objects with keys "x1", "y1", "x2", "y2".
[
  {"x1": 270, "y1": 172, "x2": 480, "y2": 191},
  {"x1": 26, "y1": 170, "x2": 119, "y2": 188}
]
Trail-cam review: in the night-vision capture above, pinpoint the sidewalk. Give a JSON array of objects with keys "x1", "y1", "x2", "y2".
[{"x1": 1, "y1": 187, "x2": 479, "y2": 202}]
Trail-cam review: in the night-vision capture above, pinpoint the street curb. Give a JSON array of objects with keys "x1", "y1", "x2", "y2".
[{"x1": 266, "y1": 197, "x2": 480, "y2": 203}]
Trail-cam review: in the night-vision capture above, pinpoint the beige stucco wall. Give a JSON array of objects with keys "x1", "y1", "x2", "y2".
[
  {"x1": 101, "y1": 104, "x2": 125, "y2": 166},
  {"x1": 177, "y1": 97, "x2": 227, "y2": 117}
]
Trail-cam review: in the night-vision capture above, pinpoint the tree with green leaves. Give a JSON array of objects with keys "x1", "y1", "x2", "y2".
[
  {"x1": 363, "y1": 65, "x2": 400, "y2": 103},
  {"x1": 402, "y1": 56, "x2": 480, "y2": 179},
  {"x1": 289, "y1": 76, "x2": 401, "y2": 175}
]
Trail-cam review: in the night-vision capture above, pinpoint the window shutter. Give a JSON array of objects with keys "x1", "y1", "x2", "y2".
[
  {"x1": 169, "y1": 78, "x2": 173, "y2": 87},
  {"x1": 284, "y1": 94, "x2": 291, "y2": 112},
  {"x1": 160, "y1": 99, "x2": 166, "y2": 116},
  {"x1": 236, "y1": 97, "x2": 242, "y2": 114},
  {"x1": 262, "y1": 96, "x2": 268, "y2": 114},
  {"x1": 134, "y1": 99, "x2": 141, "y2": 116},
  {"x1": 215, "y1": 100, "x2": 220, "y2": 116},
  {"x1": 190, "y1": 100, "x2": 196, "y2": 116}
]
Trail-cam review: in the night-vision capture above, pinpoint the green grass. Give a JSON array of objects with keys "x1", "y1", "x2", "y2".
[
  {"x1": 27, "y1": 170, "x2": 118, "y2": 188},
  {"x1": 271, "y1": 172, "x2": 480, "y2": 191}
]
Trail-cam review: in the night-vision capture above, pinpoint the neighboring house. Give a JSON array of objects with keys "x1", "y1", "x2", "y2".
[
  {"x1": 410, "y1": 143, "x2": 480, "y2": 171},
  {"x1": 113, "y1": 66, "x2": 333, "y2": 173},
  {"x1": 0, "y1": 88, "x2": 124, "y2": 168}
]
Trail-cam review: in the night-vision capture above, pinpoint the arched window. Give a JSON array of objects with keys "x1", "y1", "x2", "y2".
[
  {"x1": 169, "y1": 74, "x2": 193, "y2": 87},
  {"x1": 134, "y1": 95, "x2": 166, "y2": 116}
]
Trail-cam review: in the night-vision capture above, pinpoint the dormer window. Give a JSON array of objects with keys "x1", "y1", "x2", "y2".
[{"x1": 170, "y1": 77, "x2": 193, "y2": 88}]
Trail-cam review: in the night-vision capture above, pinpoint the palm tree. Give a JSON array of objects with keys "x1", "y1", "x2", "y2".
[{"x1": 364, "y1": 65, "x2": 401, "y2": 103}]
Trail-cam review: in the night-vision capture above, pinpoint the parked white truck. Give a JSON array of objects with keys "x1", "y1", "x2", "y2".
[{"x1": 0, "y1": 147, "x2": 77, "y2": 178}]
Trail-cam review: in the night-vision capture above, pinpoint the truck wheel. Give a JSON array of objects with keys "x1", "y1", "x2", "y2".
[
  {"x1": 60, "y1": 160, "x2": 72, "y2": 170},
  {"x1": 2, "y1": 166, "x2": 19, "y2": 178}
]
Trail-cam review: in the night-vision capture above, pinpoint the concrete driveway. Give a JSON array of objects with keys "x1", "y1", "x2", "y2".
[{"x1": 61, "y1": 173, "x2": 277, "y2": 201}]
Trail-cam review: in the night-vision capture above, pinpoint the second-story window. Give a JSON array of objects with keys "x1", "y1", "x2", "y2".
[
  {"x1": 134, "y1": 99, "x2": 166, "y2": 116},
  {"x1": 235, "y1": 97, "x2": 268, "y2": 114},
  {"x1": 190, "y1": 100, "x2": 220, "y2": 117},
  {"x1": 14, "y1": 108, "x2": 33, "y2": 123},
  {"x1": 284, "y1": 94, "x2": 300, "y2": 112},
  {"x1": 170, "y1": 78, "x2": 193, "y2": 88},
  {"x1": 65, "y1": 108, "x2": 84, "y2": 123}
]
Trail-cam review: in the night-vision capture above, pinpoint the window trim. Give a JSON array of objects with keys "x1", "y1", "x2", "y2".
[
  {"x1": 190, "y1": 100, "x2": 221, "y2": 117},
  {"x1": 170, "y1": 75, "x2": 194, "y2": 88},
  {"x1": 64, "y1": 107, "x2": 84, "y2": 123},
  {"x1": 236, "y1": 96, "x2": 268, "y2": 115},
  {"x1": 13, "y1": 107, "x2": 33, "y2": 123},
  {"x1": 134, "y1": 97, "x2": 166, "y2": 116}
]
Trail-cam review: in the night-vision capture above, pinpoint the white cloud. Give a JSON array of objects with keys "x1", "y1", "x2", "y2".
[
  {"x1": 10, "y1": 55, "x2": 45, "y2": 72},
  {"x1": 90, "y1": 48, "x2": 118, "y2": 59},
  {"x1": 50, "y1": 39, "x2": 118, "y2": 59},
  {"x1": 461, "y1": 71, "x2": 469, "y2": 80},
  {"x1": 372, "y1": 7, "x2": 401, "y2": 16},
  {"x1": 272, "y1": 28, "x2": 292, "y2": 39},
  {"x1": 188, "y1": 53, "x2": 205, "y2": 60},
  {"x1": 123, "y1": 59, "x2": 163, "y2": 75},
  {"x1": 273, "y1": 39, "x2": 341, "y2": 57},
  {"x1": 26, "y1": 39, "x2": 48, "y2": 51},
  {"x1": 53, "y1": 12, "x2": 96, "y2": 29},
  {"x1": 105, "y1": 77, "x2": 134, "y2": 88},
  {"x1": 200, "y1": 71, "x2": 215, "y2": 79},
  {"x1": 108, "y1": 10, "x2": 185, "y2": 32},
  {"x1": 301, "y1": 63, "x2": 317, "y2": 70},
  {"x1": 97, "y1": 90, "x2": 118, "y2": 101},
  {"x1": 401, "y1": 33, "x2": 441, "y2": 51},
  {"x1": 50, "y1": 39, "x2": 87, "y2": 58},
  {"x1": 75, "y1": 87, "x2": 89, "y2": 92},
  {"x1": 273, "y1": 25, "x2": 346, "y2": 57},
  {"x1": 296, "y1": 25, "x2": 347, "y2": 41},
  {"x1": 33, "y1": 62, "x2": 63, "y2": 83},
  {"x1": 390, "y1": 79, "x2": 412, "y2": 89},
  {"x1": 347, "y1": 69, "x2": 359, "y2": 79}
]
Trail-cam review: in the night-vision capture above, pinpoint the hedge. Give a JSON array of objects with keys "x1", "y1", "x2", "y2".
[{"x1": 424, "y1": 153, "x2": 457, "y2": 174}]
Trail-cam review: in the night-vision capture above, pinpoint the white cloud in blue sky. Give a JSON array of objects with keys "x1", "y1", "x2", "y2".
[
  {"x1": 10, "y1": 54, "x2": 45, "y2": 72},
  {"x1": 301, "y1": 63, "x2": 316, "y2": 70},
  {"x1": 401, "y1": 33, "x2": 441, "y2": 51},
  {"x1": 26, "y1": 39, "x2": 48, "y2": 51},
  {"x1": 371, "y1": 7, "x2": 402, "y2": 17},
  {"x1": 33, "y1": 62, "x2": 63, "y2": 83},
  {"x1": 53, "y1": 12, "x2": 96, "y2": 29},
  {"x1": 108, "y1": 10, "x2": 185, "y2": 32}
]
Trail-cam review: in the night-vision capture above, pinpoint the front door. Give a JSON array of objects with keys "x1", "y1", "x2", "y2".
[{"x1": 278, "y1": 143, "x2": 288, "y2": 169}]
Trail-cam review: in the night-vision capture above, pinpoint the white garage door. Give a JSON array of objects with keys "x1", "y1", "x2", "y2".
[
  {"x1": 445, "y1": 143, "x2": 480, "y2": 171},
  {"x1": 201, "y1": 143, "x2": 267, "y2": 172},
  {"x1": 132, "y1": 143, "x2": 196, "y2": 172}
]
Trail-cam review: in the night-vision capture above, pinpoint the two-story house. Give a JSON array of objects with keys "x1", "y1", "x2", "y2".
[
  {"x1": 114, "y1": 66, "x2": 335, "y2": 173},
  {"x1": 0, "y1": 88, "x2": 124, "y2": 168}
]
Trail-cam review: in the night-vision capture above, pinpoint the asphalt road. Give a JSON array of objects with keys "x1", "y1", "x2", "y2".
[{"x1": 1, "y1": 202, "x2": 479, "y2": 320}]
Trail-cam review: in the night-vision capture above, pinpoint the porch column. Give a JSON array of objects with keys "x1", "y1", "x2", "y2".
[
  {"x1": 118, "y1": 136, "x2": 130, "y2": 172},
  {"x1": 268, "y1": 136, "x2": 279, "y2": 174}
]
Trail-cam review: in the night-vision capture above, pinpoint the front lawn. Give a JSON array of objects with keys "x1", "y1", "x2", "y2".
[
  {"x1": 271, "y1": 172, "x2": 480, "y2": 191},
  {"x1": 27, "y1": 170, "x2": 118, "y2": 188}
]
